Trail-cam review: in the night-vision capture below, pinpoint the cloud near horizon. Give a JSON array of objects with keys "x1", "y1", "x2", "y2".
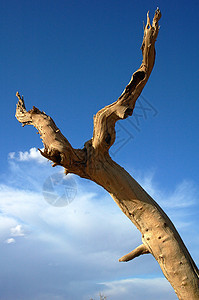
[{"x1": 98, "y1": 277, "x2": 177, "y2": 300}]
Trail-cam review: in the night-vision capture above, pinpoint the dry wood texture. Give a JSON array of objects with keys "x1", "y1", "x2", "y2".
[{"x1": 15, "y1": 9, "x2": 199, "y2": 299}]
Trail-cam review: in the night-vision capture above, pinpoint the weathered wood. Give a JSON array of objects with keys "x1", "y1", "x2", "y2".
[
  {"x1": 15, "y1": 9, "x2": 199, "y2": 299},
  {"x1": 119, "y1": 244, "x2": 150, "y2": 262}
]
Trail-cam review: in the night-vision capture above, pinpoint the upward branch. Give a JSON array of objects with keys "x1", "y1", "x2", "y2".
[
  {"x1": 15, "y1": 92, "x2": 87, "y2": 178},
  {"x1": 92, "y1": 8, "x2": 161, "y2": 152}
]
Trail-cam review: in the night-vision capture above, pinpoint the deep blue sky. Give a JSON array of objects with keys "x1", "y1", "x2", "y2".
[
  {"x1": 1, "y1": 1, "x2": 199, "y2": 299},
  {"x1": 1, "y1": 0, "x2": 199, "y2": 187}
]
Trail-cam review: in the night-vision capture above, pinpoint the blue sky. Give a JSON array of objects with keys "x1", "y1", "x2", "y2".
[{"x1": 1, "y1": 0, "x2": 199, "y2": 299}]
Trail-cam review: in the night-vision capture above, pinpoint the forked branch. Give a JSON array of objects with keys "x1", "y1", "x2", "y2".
[{"x1": 16, "y1": 10, "x2": 161, "y2": 163}]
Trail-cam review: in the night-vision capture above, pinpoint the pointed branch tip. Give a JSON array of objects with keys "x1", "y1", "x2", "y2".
[
  {"x1": 146, "y1": 11, "x2": 151, "y2": 28},
  {"x1": 16, "y1": 91, "x2": 23, "y2": 100}
]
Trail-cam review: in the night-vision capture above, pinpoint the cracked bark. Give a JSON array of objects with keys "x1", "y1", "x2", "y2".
[{"x1": 15, "y1": 9, "x2": 199, "y2": 300}]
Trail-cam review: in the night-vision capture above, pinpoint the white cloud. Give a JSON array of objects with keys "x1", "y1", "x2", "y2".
[
  {"x1": 5, "y1": 238, "x2": 15, "y2": 244},
  {"x1": 8, "y1": 152, "x2": 15, "y2": 159},
  {"x1": 0, "y1": 182, "x2": 139, "y2": 254},
  {"x1": 10, "y1": 224, "x2": 25, "y2": 237},
  {"x1": 0, "y1": 215, "x2": 18, "y2": 241},
  {"x1": 8, "y1": 147, "x2": 47, "y2": 164}
]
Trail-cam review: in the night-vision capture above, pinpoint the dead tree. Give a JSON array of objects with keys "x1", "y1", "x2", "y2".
[{"x1": 15, "y1": 9, "x2": 199, "y2": 300}]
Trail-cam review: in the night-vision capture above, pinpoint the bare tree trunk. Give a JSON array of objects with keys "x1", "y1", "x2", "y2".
[{"x1": 15, "y1": 9, "x2": 199, "y2": 300}]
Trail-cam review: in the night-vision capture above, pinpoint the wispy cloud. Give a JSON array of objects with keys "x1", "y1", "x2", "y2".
[
  {"x1": 137, "y1": 170, "x2": 198, "y2": 209},
  {"x1": 97, "y1": 277, "x2": 177, "y2": 300},
  {"x1": 8, "y1": 147, "x2": 47, "y2": 164}
]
